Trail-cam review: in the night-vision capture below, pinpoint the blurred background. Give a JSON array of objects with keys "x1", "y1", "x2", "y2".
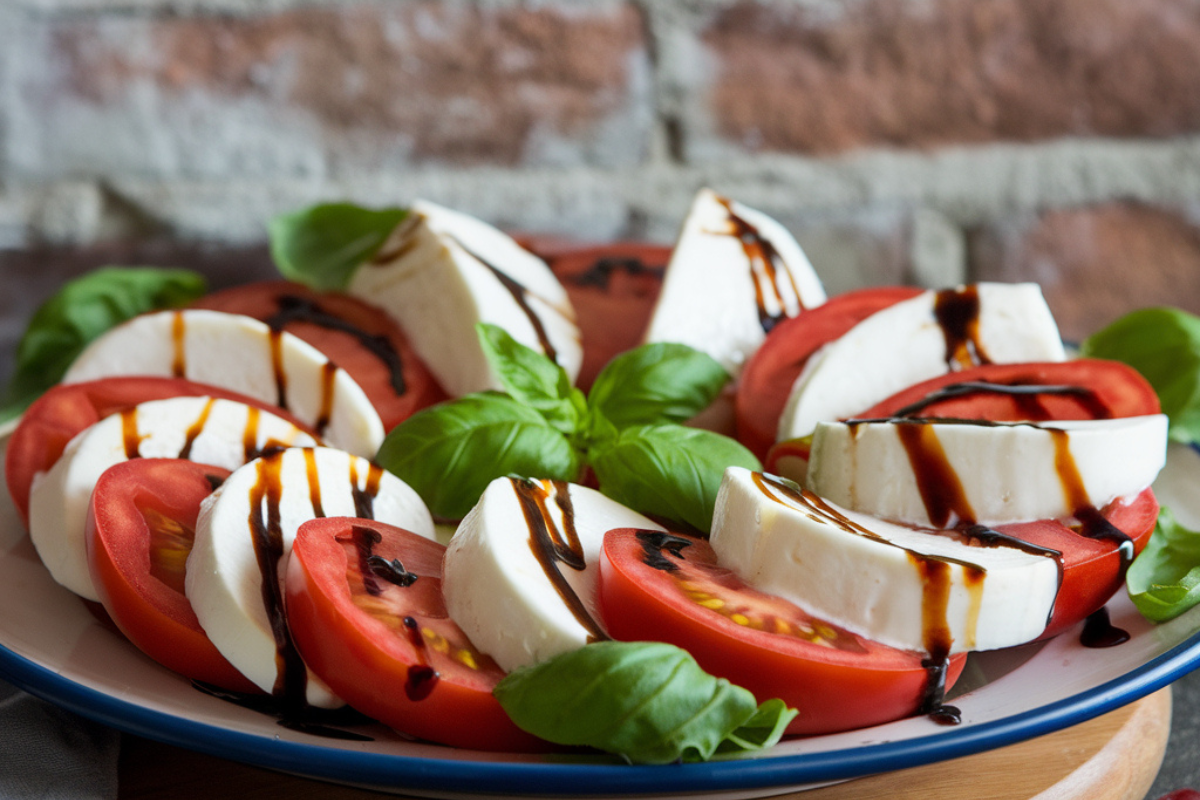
[
  {"x1": 0, "y1": 0, "x2": 1199, "y2": 794},
  {"x1": 5, "y1": 0, "x2": 1200, "y2": 379}
]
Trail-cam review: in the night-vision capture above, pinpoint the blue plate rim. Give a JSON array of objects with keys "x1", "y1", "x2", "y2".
[{"x1": 2, "y1": 615, "x2": 1198, "y2": 796}]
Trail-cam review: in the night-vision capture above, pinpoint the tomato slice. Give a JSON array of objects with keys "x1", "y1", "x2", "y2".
[
  {"x1": 193, "y1": 281, "x2": 448, "y2": 430},
  {"x1": 284, "y1": 517, "x2": 545, "y2": 751},
  {"x1": 85, "y1": 458, "x2": 257, "y2": 693},
  {"x1": 5, "y1": 376, "x2": 312, "y2": 527},
  {"x1": 598, "y1": 527, "x2": 967, "y2": 735},
  {"x1": 995, "y1": 487, "x2": 1159, "y2": 639},
  {"x1": 543, "y1": 243, "x2": 670, "y2": 390},
  {"x1": 855, "y1": 359, "x2": 1162, "y2": 422},
  {"x1": 736, "y1": 286, "x2": 924, "y2": 460}
]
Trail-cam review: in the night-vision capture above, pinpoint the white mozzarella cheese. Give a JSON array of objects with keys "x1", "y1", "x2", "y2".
[
  {"x1": 441, "y1": 476, "x2": 663, "y2": 672},
  {"x1": 61, "y1": 308, "x2": 384, "y2": 458},
  {"x1": 28, "y1": 396, "x2": 317, "y2": 602},
  {"x1": 187, "y1": 446, "x2": 434, "y2": 708},
  {"x1": 644, "y1": 189, "x2": 826, "y2": 377},
  {"x1": 346, "y1": 200, "x2": 582, "y2": 397},
  {"x1": 777, "y1": 283, "x2": 1066, "y2": 443},
  {"x1": 709, "y1": 467, "x2": 1061, "y2": 654},
  {"x1": 806, "y1": 415, "x2": 1169, "y2": 527}
]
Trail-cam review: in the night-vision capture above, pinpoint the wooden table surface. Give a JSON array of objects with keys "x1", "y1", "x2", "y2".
[{"x1": 118, "y1": 687, "x2": 1172, "y2": 800}]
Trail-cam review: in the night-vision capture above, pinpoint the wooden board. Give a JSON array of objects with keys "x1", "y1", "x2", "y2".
[{"x1": 117, "y1": 688, "x2": 1172, "y2": 800}]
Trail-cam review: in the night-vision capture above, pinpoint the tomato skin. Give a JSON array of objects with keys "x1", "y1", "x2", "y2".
[
  {"x1": 997, "y1": 487, "x2": 1159, "y2": 639},
  {"x1": 284, "y1": 517, "x2": 546, "y2": 752},
  {"x1": 5, "y1": 376, "x2": 312, "y2": 527},
  {"x1": 193, "y1": 281, "x2": 448, "y2": 430},
  {"x1": 85, "y1": 458, "x2": 258, "y2": 693},
  {"x1": 598, "y1": 527, "x2": 966, "y2": 736},
  {"x1": 736, "y1": 286, "x2": 924, "y2": 461},
  {"x1": 856, "y1": 359, "x2": 1162, "y2": 422},
  {"x1": 542, "y1": 244, "x2": 670, "y2": 390}
]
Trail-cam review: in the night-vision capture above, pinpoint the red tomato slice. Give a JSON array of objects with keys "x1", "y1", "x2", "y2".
[
  {"x1": 736, "y1": 286, "x2": 924, "y2": 461},
  {"x1": 598, "y1": 527, "x2": 967, "y2": 735},
  {"x1": 284, "y1": 517, "x2": 545, "y2": 751},
  {"x1": 192, "y1": 281, "x2": 448, "y2": 430},
  {"x1": 856, "y1": 359, "x2": 1162, "y2": 422},
  {"x1": 765, "y1": 358, "x2": 1163, "y2": 479},
  {"x1": 85, "y1": 458, "x2": 257, "y2": 693},
  {"x1": 543, "y1": 244, "x2": 670, "y2": 390},
  {"x1": 994, "y1": 487, "x2": 1159, "y2": 639},
  {"x1": 5, "y1": 376, "x2": 313, "y2": 527}
]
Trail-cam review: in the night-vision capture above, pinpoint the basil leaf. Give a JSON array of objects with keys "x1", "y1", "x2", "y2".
[
  {"x1": 268, "y1": 202, "x2": 407, "y2": 291},
  {"x1": 476, "y1": 323, "x2": 583, "y2": 435},
  {"x1": 0, "y1": 267, "x2": 207, "y2": 423},
  {"x1": 375, "y1": 393, "x2": 582, "y2": 520},
  {"x1": 716, "y1": 698, "x2": 796, "y2": 755},
  {"x1": 1081, "y1": 307, "x2": 1200, "y2": 444},
  {"x1": 590, "y1": 424, "x2": 761, "y2": 532},
  {"x1": 493, "y1": 641, "x2": 794, "y2": 764},
  {"x1": 589, "y1": 343, "x2": 731, "y2": 429},
  {"x1": 1127, "y1": 507, "x2": 1200, "y2": 622}
]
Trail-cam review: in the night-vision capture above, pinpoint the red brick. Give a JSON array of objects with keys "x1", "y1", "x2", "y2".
[
  {"x1": 702, "y1": 0, "x2": 1200, "y2": 155},
  {"x1": 45, "y1": 2, "x2": 649, "y2": 166},
  {"x1": 969, "y1": 203, "x2": 1200, "y2": 341}
]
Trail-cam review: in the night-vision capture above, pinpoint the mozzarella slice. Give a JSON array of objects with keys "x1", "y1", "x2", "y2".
[
  {"x1": 29, "y1": 396, "x2": 318, "y2": 601},
  {"x1": 346, "y1": 200, "x2": 582, "y2": 397},
  {"x1": 61, "y1": 308, "x2": 384, "y2": 458},
  {"x1": 643, "y1": 188, "x2": 826, "y2": 377},
  {"x1": 442, "y1": 476, "x2": 663, "y2": 672},
  {"x1": 807, "y1": 415, "x2": 1169, "y2": 527},
  {"x1": 709, "y1": 467, "x2": 1061, "y2": 654},
  {"x1": 187, "y1": 446, "x2": 434, "y2": 708},
  {"x1": 777, "y1": 283, "x2": 1066, "y2": 443}
]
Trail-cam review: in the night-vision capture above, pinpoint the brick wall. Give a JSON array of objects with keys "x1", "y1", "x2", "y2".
[{"x1": 4, "y1": 0, "x2": 1200, "y2": 379}]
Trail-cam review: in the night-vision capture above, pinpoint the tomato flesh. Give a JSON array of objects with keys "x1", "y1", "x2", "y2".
[
  {"x1": 193, "y1": 281, "x2": 448, "y2": 430},
  {"x1": 995, "y1": 488, "x2": 1159, "y2": 639},
  {"x1": 856, "y1": 359, "x2": 1161, "y2": 422},
  {"x1": 285, "y1": 517, "x2": 545, "y2": 751},
  {"x1": 543, "y1": 244, "x2": 670, "y2": 390},
  {"x1": 736, "y1": 286, "x2": 924, "y2": 460},
  {"x1": 85, "y1": 458, "x2": 257, "y2": 693},
  {"x1": 6, "y1": 376, "x2": 312, "y2": 527},
  {"x1": 598, "y1": 527, "x2": 967, "y2": 735}
]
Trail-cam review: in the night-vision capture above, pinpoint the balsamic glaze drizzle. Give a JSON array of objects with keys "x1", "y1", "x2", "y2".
[
  {"x1": 891, "y1": 380, "x2": 1109, "y2": 421},
  {"x1": 933, "y1": 286, "x2": 991, "y2": 370},
  {"x1": 567, "y1": 257, "x2": 664, "y2": 289},
  {"x1": 264, "y1": 294, "x2": 409, "y2": 397},
  {"x1": 1080, "y1": 606, "x2": 1130, "y2": 648},
  {"x1": 451, "y1": 235, "x2": 559, "y2": 363},
  {"x1": 715, "y1": 196, "x2": 806, "y2": 332},
  {"x1": 512, "y1": 478, "x2": 608, "y2": 642},
  {"x1": 636, "y1": 530, "x2": 693, "y2": 572}
]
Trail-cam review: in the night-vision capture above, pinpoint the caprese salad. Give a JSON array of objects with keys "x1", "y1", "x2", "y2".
[{"x1": 2, "y1": 190, "x2": 1197, "y2": 764}]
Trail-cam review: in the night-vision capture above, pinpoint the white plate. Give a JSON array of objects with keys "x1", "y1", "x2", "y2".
[{"x1": 1, "y1": 431, "x2": 1199, "y2": 799}]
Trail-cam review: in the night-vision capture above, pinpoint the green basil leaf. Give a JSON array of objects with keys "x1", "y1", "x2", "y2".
[
  {"x1": 476, "y1": 323, "x2": 582, "y2": 434},
  {"x1": 375, "y1": 392, "x2": 581, "y2": 520},
  {"x1": 268, "y1": 202, "x2": 407, "y2": 291},
  {"x1": 588, "y1": 343, "x2": 731, "y2": 429},
  {"x1": 0, "y1": 267, "x2": 207, "y2": 423},
  {"x1": 1080, "y1": 307, "x2": 1200, "y2": 444},
  {"x1": 1127, "y1": 506, "x2": 1200, "y2": 622},
  {"x1": 715, "y1": 698, "x2": 796, "y2": 755},
  {"x1": 493, "y1": 641, "x2": 795, "y2": 764},
  {"x1": 590, "y1": 424, "x2": 761, "y2": 532}
]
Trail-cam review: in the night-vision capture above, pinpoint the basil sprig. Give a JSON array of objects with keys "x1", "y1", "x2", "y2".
[
  {"x1": 1127, "y1": 507, "x2": 1200, "y2": 622},
  {"x1": 268, "y1": 202, "x2": 407, "y2": 291},
  {"x1": 0, "y1": 267, "x2": 207, "y2": 423},
  {"x1": 493, "y1": 641, "x2": 796, "y2": 764},
  {"x1": 376, "y1": 324, "x2": 760, "y2": 530},
  {"x1": 1081, "y1": 307, "x2": 1200, "y2": 444}
]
